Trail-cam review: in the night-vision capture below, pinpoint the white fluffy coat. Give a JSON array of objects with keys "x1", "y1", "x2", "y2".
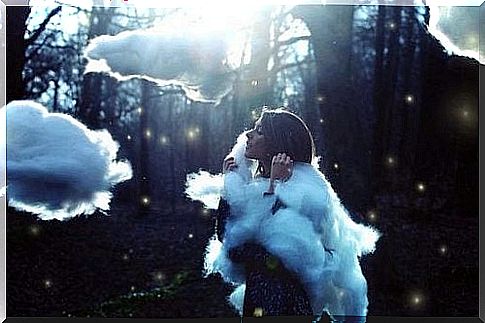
[{"x1": 185, "y1": 132, "x2": 380, "y2": 317}]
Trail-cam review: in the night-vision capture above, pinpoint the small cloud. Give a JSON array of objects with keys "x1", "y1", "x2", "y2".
[
  {"x1": 185, "y1": 170, "x2": 223, "y2": 210},
  {"x1": 426, "y1": 3, "x2": 482, "y2": 63},
  {"x1": 2, "y1": 101, "x2": 133, "y2": 220}
]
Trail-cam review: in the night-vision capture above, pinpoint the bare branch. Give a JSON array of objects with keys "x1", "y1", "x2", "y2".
[
  {"x1": 53, "y1": 0, "x2": 89, "y2": 13},
  {"x1": 277, "y1": 35, "x2": 311, "y2": 48},
  {"x1": 26, "y1": 6, "x2": 63, "y2": 47}
]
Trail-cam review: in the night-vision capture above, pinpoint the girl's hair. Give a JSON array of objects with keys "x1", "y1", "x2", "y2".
[{"x1": 256, "y1": 107, "x2": 315, "y2": 174}]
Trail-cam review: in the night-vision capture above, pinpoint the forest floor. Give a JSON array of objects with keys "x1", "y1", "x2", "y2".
[{"x1": 6, "y1": 191, "x2": 478, "y2": 318}]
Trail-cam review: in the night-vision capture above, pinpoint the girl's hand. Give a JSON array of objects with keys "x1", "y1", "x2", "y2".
[
  {"x1": 271, "y1": 153, "x2": 293, "y2": 181},
  {"x1": 223, "y1": 157, "x2": 237, "y2": 174},
  {"x1": 266, "y1": 153, "x2": 293, "y2": 194}
]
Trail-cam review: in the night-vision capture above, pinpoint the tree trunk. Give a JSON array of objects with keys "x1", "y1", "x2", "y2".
[
  {"x1": 397, "y1": 7, "x2": 417, "y2": 172},
  {"x1": 76, "y1": 7, "x2": 115, "y2": 127},
  {"x1": 382, "y1": 7, "x2": 402, "y2": 189},
  {"x1": 232, "y1": 6, "x2": 275, "y2": 135},
  {"x1": 6, "y1": 6, "x2": 31, "y2": 103},
  {"x1": 293, "y1": 5, "x2": 366, "y2": 209},
  {"x1": 138, "y1": 80, "x2": 151, "y2": 216},
  {"x1": 371, "y1": 5, "x2": 387, "y2": 194}
]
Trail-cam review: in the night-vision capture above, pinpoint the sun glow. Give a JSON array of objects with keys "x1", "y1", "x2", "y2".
[{"x1": 147, "y1": 5, "x2": 266, "y2": 69}]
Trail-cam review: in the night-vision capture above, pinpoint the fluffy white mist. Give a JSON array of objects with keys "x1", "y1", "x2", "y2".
[
  {"x1": 84, "y1": 26, "x2": 235, "y2": 103},
  {"x1": 184, "y1": 131, "x2": 256, "y2": 209},
  {"x1": 426, "y1": 2, "x2": 483, "y2": 63},
  {"x1": 2, "y1": 101, "x2": 133, "y2": 220},
  {"x1": 185, "y1": 170, "x2": 223, "y2": 210}
]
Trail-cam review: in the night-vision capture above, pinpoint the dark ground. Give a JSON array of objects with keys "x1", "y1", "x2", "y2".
[{"x1": 6, "y1": 188, "x2": 478, "y2": 318}]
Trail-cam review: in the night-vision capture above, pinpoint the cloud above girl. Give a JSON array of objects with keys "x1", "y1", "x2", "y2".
[{"x1": 84, "y1": 24, "x2": 237, "y2": 104}]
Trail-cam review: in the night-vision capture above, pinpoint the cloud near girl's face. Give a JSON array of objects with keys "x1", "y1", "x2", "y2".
[{"x1": 1, "y1": 101, "x2": 132, "y2": 220}]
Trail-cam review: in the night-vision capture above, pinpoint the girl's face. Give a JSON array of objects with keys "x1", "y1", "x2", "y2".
[{"x1": 245, "y1": 119, "x2": 271, "y2": 160}]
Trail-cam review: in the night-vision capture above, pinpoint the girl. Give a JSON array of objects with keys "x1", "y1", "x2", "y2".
[{"x1": 187, "y1": 108, "x2": 380, "y2": 320}]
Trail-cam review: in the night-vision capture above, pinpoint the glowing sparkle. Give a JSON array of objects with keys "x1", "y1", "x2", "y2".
[
  {"x1": 154, "y1": 272, "x2": 165, "y2": 281},
  {"x1": 333, "y1": 163, "x2": 339, "y2": 170},
  {"x1": 367, "y1": 211, "x2": 377, "y2": 221},
  {"x1": 251, "y1": 80, "x2": 258, "y2": 87},
  {"x1": 253, "y1": 307, "x2": 263, "y2": 317},
  {"x1": 187, "y1": 130, "x2": 197, "y2": 139},
  {"x1": 195, "y1": 127, "x2": 200, "y2": 134},
  {"x1": 130, "y1": 286, "x2": 135, "y2": 292},
  {"x1": 44, "y1": 279, "x2": 52, "y2": 288},
  {"x1": 141, "y1": 196, "x2": 150, "y2": 206},
  {"x1": 416, "y1": 182, "x2": 426, "y2": 192},
  {"x1": 319, "y1": 118, "x2": 324, "y2": 124},
  {"x1": 405, "y1": 95, "x2": 415, "y2": 104},
  {"x1": 122, "y1": 254, "x2": 129, "y2": 261},
  {"x1": 160, "y1": 136, "x2": 168, "y2": 145},
  {"x1": 145, "y1": 129, "x2": 152, "y2": 138},
  {"x1": 137, "y1": 107, "x2": 143, "y2": 114},
  {"x1": 30, "y1": 225, "x2": 40, "y2": 236},
  {"x1": 201, "y1": 209, "x2": 210, "y2": 216},
  {"x1": 388, "y1": 21, "x2": 396, "y2": 30},
  {"x1": 188, "y1": 233, "x2": 194, "y2": 239},
  {"x1": 316, "y1": 95, "x2": 325, "y2": 103},
  {"x1": 440, "y1": 245, "x2": 447, "y2": 254},
  {"x1": 410, "y1": 292, "x2": 425, "y2": 307},
  {"x1": 387, "y1": 156, "x2": 395, "y2": 165},
  {"x1": 463, "y1": 110, "x2": 469, "y2": 118},
  {"x1": 127, "y1": 135, "x2": 132, "y2": 140}
]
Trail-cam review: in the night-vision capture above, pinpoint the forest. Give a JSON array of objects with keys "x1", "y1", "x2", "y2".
[{"x1": 4, "y1": 2, "x2": 479, "y2": 319}]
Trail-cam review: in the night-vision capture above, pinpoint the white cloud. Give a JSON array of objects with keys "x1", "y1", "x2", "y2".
[
  {"x1": 185, "y1": 170, "x2": 223, "y2": 210},
  {"x1": 84, "y1": 26, "x2": 235, "y2": 103},
  {"x1": 426, "y1": 3, "x2": 482, "y2": 63},
  {"x1": 2, "y1": 101, "x2": 132, "y2": 220}
]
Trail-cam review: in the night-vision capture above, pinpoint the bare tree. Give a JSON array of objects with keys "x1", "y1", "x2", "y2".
[{"x1": 6, "y1": 6, "x2": 62, "y2": 103}]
